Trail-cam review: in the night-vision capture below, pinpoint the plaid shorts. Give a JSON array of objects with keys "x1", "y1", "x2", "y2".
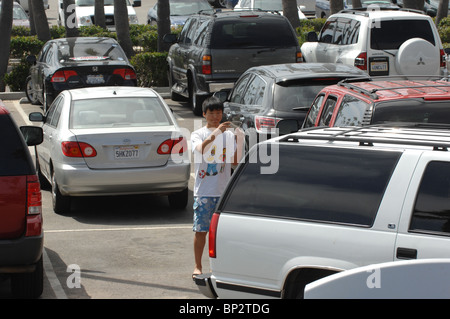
[{"x1": 193, "y1": 196, "x2": 220, "y2": 232}]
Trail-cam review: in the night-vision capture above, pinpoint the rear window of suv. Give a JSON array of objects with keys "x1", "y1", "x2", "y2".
[
  {"x1": 370, "y1": 19, "x2": 435, "y2": 50},
  {"x1": 221, "y1": 144, "x2": 401, "y2": 226},
  {"x1": 210, "y1": 19, "x2": 297, "y2": 49},
  {"x1": 0, "y1": 114, "x2": 34, "y2": 176}
]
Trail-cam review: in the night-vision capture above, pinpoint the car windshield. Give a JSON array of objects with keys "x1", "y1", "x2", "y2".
[
  {"x1": 0, "y1": 5, "x2": 28, "y2": 19},
  {"x1": 75, "y1": 0, "x2": 131, "y2": 6},
  {"x1": 169, "y1": 0, "x2": 212, "y2": 15},
  {"x1": 57, "y1": 39, "x2": 127, "y2": 62},
  {"x1": 211, "y1": 19, "x2": 297, "y2": 48},
  {"x1": 372, "y1": 99, "x2": 450, "y2": 124},
  {"x1": 370, "y1": 19, "x2": 435, "y2": 50},
  {"x1": 274, "y1": 79, "x2": 343, "y2": 112},
  {"x1": 70, "y1": 97, "x2": 172, "y2": 129}
]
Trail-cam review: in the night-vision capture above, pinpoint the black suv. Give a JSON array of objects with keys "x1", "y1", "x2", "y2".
[
  {"x1": 164, "y1": 10, "x2": 302, "y2": 115},
  {"x1": 0, "y1": 101, "x2": 44, "y2": 298}
]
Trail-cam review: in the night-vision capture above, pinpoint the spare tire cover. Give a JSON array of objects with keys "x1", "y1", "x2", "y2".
[{"x1": 395, "y1": 38, "x2": 440, "y2": 76}]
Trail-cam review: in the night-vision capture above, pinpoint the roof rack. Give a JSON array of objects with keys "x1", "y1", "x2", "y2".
[
  {"x1": 339, "y1": 7, "x2": 425, "y2": 15},
  {"x1": 337, "y1": 77, "x2": 450, "y2": 99},
  {"x1": 279, "y1": 124, "x2": 450, "y2": 151}
]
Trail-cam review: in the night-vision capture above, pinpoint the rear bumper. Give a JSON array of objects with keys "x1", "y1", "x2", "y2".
[
  {"x1": 193, "y1": 273, "x2": 217, "y2": 299},
  {"x1": 54, "y1": 161, "x2": 190, "y2": 196},
  {"x1": 0, "y1": 234, "x2": 43, "y2": 273}
]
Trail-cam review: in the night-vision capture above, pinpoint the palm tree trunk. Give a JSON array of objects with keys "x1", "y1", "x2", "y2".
[
  {"x1": 330, "y1": 0, "x2": 344, "y2": 14},
  {"x1": 282, "y1": 0, "x2": 300, "y2": 29},
  {"x1": 31, "y1": 0, "x2": 51, "y2": 42},
  {"x1": 0, "y1": 0, "x2": 13, "y2": 92},
  {"x1": 63, "y1": 0, "x2": 80, "y2": 37},
  {"x1": 95, "y1": 0, "x2": 106, "y2": 29},
  {"x1": 436, "y1": 0, "x2": 449, "y2": 26},
  {"x1": 157, "y1": 0, "x2": 171, "y2": 52},
  {"x1": 114, "y1": 0, "x2": 134, "y2": 58}
]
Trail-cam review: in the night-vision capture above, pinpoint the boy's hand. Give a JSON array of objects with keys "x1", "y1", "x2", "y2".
[{"x1": 218, "y1": 121, "x2": 232, "y2": 133}]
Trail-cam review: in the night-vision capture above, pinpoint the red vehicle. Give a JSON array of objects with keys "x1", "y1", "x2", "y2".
[
  {"x1": 0, "y1": 101, "x2": 44, "y2": 298},
  {"x1": 302, "y1": 79, "x2": 450, "y2": 129}
]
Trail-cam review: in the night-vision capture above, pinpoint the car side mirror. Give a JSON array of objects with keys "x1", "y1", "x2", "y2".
[
  {"x1": 307, "y1": 31, "x2": 318, "y2": 42},
  {"x1": 132, "y1": 0, "x2": 141, "y2": 7},
  {"x1": 29, "y1": 112, "x2": 45, "y2": 122},
  {"x1": 213, "y1": 90, "x2": 230, "y2": 103},
  {"x1": 20, "y1": 126, "x2": 43, "y2": 146},
  {"x1": 26, "y1": 55, "x2": 36, "y2": 64},
  {"x1": 163, "y1": 33, "x2": 178, "y2": 44},
  {"x1": 276, "y1": 119, "x2": 300, "y2": 136}
]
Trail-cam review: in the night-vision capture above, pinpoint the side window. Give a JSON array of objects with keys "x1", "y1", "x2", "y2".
[
  {"x1": 39, "y1": 43, "x2": 51, "y2": 62},
  {"x1": 333, "y1": 20, "x2": 345, "y2": 45},
  {"x1": 178, "y1": 18, "x2": 194, "y2": 44},
  {"x1": 410, "y1": 161, "x2": 450, "y2": 236},
  {"x1": 50, "y1": 97, "x2": 64, "y2": 127},
  {"x1": 333, "y1": 95, "x2": 370, "y2": 127},
  {"x1": 303, "y1": 94, "x2": 325, "y2": 128},
  {"x1": 345, "y1": 20, "x2": 360, "y2": 45},
  {"x1": 45, "y1": 96, "x2": 62, "y2": 127},
  {"x1": 318, "y1": 96, "x2": 337, "y2": 126},
  {"x1": 184, "y1": 18, "x2": 198, "y2": 45},
  {"x1": 194, "y1": 19, "x2": 210, "y2": 46},
  {"x1": 242, "y1": 75, "x2": 266, "y2": 106},
  {"x1": 319, "y1": 20, "x2": 335, "y2": 43},
  {"x1": 230, "y1": 74, "x2": 253, "y2": 104}
]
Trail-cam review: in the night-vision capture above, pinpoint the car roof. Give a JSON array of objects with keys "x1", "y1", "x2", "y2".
[
  {"x1": 332, "y1": 8, "x2": 431, "y2": 20},
  {"x1": 50, "y1": 37, "x2": 118, "y2": 45},
  {"x1": 246, "y1": 63, "x2": 369, "y2": 82},
  {"x1": 274, "y1": 125, "x2": 450, "y2": 151},
  {"x1": 66, "y1": 86, "x2": 160, "y2": 101},
  {"x1": 325, "y1": 80, "x2": 450, "y2": 101},
  {"x1": 196, "y1": 9, "x2": 287, "y2": 20}
]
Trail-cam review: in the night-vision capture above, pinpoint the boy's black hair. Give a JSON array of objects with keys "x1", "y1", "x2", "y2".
[{"x1": 202, "y1": 96, "x2": 224, "y2": 114}]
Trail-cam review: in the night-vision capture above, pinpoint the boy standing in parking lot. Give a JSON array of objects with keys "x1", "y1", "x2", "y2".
[{"x1": 191, "y1": 97, "x2": 244, "y2": 278}]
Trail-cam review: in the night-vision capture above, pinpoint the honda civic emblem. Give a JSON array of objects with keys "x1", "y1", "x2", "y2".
[{"x1": 92, "y1": 66, "x2": 98, "y2": 72}]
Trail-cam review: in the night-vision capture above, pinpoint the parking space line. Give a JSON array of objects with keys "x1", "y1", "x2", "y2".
[
  {"x1": 43, "y1": 248, "x2": 68, "y2": 299},
  {"x1": 45, "y1": 225, "x2": 192, "y2": 234}
]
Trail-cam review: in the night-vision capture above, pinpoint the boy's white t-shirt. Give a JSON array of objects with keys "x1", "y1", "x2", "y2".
[{"x1": 191, "y1": 126, "x2": 236, "y2": 197}]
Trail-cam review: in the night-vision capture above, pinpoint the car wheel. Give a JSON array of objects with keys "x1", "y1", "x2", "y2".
[
  {"x1": 189, "y1": 79, "x2": 205, "y2": 116},
  {"x1": 10, "y1": 256, "x2": 43, "y2": 299},
  {"x1": 395, "y1": 38, "x2": 440, "y2": 77},
  {"x1": 168, "y1": 188, "x2": 188, "y2": 209},
  {"x1": 51, "y1": 170, "x2": 71, "y2": 214},
  {"x1": 25, "y1": 76, "x2": 39, "y2": 105}
]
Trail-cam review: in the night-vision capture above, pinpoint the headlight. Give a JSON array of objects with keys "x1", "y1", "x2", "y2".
[
  {"x1": 129, "y1": 15, "x2": 138, "y2": 24},
  {"x1": 78, "y1": 15, "x2": 92, "y2": 26}
]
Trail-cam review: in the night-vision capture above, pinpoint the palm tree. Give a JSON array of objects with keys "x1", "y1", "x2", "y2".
[
  {"x1": 95, "y1": 0, "x2": 106, "y2": 29},
  {"x1": 63, "y1": 0, "x2": 80, "y2": 37},
  {"x1": 282, "y1": 0, "x2": 300, "y2": 29},
  {"x1": 30, "y1": 0, "x2": 51, "y2": 42},
  {"x1": 0, "y1": 0, "x2": 13, "y2": 92},
  {"x1": 330, "y1": 0, "x2": 344, "y2": 14},
  {"x1": 114, "y1": 0, "x2": 134, "y2": 58},
  {"x1": 157, "y1": 0, "x2": 171, "y2": 52},
  {"x1": 436, "y1": 0, "x2": 449, "y2": 26}
]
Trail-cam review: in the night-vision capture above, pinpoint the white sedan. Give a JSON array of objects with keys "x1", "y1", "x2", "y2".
[{"x1": 30, "y1": 86, "x2": 190, "y2": 214}]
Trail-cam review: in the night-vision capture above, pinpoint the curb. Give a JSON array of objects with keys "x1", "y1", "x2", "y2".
[{"x1": 0, "y1": 87, "x2": 171, "y2": 101}]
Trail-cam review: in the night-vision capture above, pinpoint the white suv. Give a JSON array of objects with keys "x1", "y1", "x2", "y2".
[{"x1": 301, "y1": 8, "x2": 446, "y2": 77}]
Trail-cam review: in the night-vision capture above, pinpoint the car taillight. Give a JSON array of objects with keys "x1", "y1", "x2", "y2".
[
  {"x1": 209, "y1": 212, "x2": 220, "y2": 258},
  {"x1": 51, "y1": 70, "x2": 78, "y2": 82},
  {"x1": 296, "y1": 51, "x2": 303, "y2": 63},
  {"x1": 255, "y1": 116, "x2": 279, "y2": 133},
  {"x1": 440, "y1": 49, "x2": 446, "y2": 68},
  {"x1": 113, "y1": 68, "x2": 137, "y2": 80},
  {"x1": 26, "y1": 175, "x2": 42, "y2": 237},
  {"x1": 202, "y1": 55, "x2": 212, "y2": 75},
  {"x1": 157, "y1": 137, "x2": 187, "y2": 155},
  {"x1": 61, "y1": 141, "x2": 97, "y2": 157},
  {"x1": 354, "y1": 52, "x2": 367, "y2": 70}
]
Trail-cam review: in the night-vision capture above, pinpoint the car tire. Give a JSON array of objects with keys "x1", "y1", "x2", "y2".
[
  {"x1": 51, "y1": 170, "x2": 71, "y2": 214},
  {"x1": 189, "y1": 79, "x2": 205, "y2": 116},
  {"x1": 395, "y1": 38, "x2": 440, "y2": 77},
  {"x1": 25, "y1": 76, "x2": 39, "y2": 105},
  {"x1": 168, "y1": 188, "x2": 188, "y2": 209},
  {"x1": 10, "y1": 256, "x2": 44, "y2": 299}
]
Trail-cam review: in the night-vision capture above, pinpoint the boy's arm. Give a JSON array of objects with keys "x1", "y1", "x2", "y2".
[{"x1": 195, "y1": 122, "x2": 232, "y2": 154}]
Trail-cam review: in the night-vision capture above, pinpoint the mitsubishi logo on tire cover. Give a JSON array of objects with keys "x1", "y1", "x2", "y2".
[{"x1": 417, "y1": 57, "x2": 425, "y2": 65}]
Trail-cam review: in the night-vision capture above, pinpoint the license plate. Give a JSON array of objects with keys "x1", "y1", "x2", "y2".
[
  {"x1": 86, "y1": 74, "x2": 105, "y2": 84},
  {"x1": 114, "y1": 146, "x2": 139, "y2": 159},
  {"x1": 370, "y1": 61, "x2": 388, "y2": 72}
]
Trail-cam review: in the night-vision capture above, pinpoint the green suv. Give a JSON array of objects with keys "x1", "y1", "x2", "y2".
[{"x1": 164, "y1": 10, "x2": 302, "y2": 115}]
